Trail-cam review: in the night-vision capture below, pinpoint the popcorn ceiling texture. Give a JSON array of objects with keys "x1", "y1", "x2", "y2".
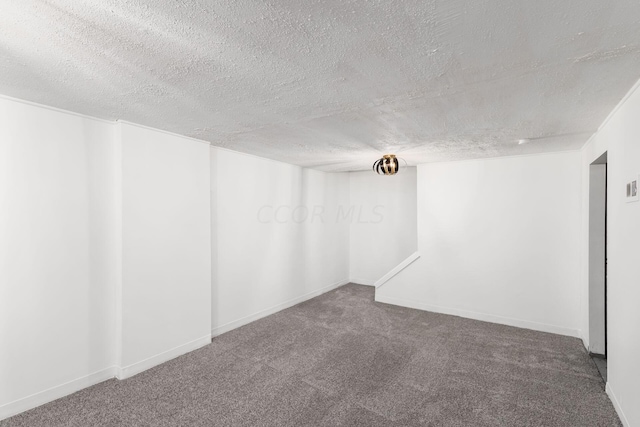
[{"x1": 1, "y1": 0, "x2": 639, "y2": 171}]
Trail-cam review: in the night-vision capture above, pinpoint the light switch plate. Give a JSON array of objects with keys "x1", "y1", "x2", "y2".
[{"x1": 626, "y1": 176, "x2": 639, "y2": 203}]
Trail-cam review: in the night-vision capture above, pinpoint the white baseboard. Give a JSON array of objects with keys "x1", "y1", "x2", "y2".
[
  {"x1": 349, "y1": 278, "x2": 375, "y2": 286},
  {"x1": 374, "y1": 294, "x2": 581, "y2": 338},
  {"x1": 0, "y1": 366, "x2": 116, "y2": 421},
  {"x1": 1, "y1": 335, "x2": 214, "y2": 420},
  {"x1": 116, "y1": 334, "x2": 211, "y2": 380},
  {"x1": 606, "y1": 383, "x2": 630, "y2": 427},
  {"x1": 579, "y1": 330, "x2": 589, "y2": 351},
  {"x1": 212, "y1": 279, "x2": 349, "y2": 337}
]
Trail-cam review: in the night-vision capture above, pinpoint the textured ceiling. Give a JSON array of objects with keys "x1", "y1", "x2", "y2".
[{"x1": 1, "y1": 1, "x2": 640, "y2": 171}]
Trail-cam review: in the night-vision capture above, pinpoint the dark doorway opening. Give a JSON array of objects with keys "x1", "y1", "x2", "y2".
[{"x1": 589, "y1": 152, "x2": 607, "y2": 382}]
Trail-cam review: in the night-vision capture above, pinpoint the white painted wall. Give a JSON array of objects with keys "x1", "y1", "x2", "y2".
[
  {"x1": 580, "y1": 81, "x2": 640, "y2": 427},
  {"x1": 0, "y1": 102, "x2": 215, "y2": 417},
  {"x1": 117, "y1": 123, "x2": 211, "y2": 376},
  {"x1": 376, "y1": 152, "x2": 583, "y2": 337},
  {"x1": 0, "y1": 95, "x2": 351, "y2": 418},
  {"x1": 349, "y1": 168, "x2": 417, "y2": 286},
  {"x1": 0, "y1": 98, "x2": 116, "y2": 418},
  {"x1": 6, "y1": 83, "x2": 639, "y2": 426},
  {"x1": 210, "y1": 148, "x2": 350, "y2": 335}
]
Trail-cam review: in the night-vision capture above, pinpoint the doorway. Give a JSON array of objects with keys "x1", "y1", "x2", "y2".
[{"x1": 588, "y1": 152, "x2": 607, "y2": 382}]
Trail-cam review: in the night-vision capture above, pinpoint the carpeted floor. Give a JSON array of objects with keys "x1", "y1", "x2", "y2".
[
  {"x1": 3, "y1": 284, "x2": 621, "y2": 426},
  {"x1": 592, "y1": 357, "x2": 608, "y2": 383}
]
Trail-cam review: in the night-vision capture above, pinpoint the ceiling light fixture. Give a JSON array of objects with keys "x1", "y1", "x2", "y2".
[{"x1": 373, "y1": 154, "x2": 406, "y2": 175}]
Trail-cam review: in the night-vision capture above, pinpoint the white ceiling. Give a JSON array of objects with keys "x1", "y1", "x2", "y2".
[{"x1": 1, "y1": 1, "x2": 640, "y2": 171}]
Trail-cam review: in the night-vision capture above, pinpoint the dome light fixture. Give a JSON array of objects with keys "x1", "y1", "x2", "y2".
[{"x1": 373, "y1": 154, "x2": 405, "y2": 175}]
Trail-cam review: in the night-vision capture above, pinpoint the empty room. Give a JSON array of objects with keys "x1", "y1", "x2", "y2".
[{"x1": 1, "y1": 1, "x2": 639, "y2": 426}]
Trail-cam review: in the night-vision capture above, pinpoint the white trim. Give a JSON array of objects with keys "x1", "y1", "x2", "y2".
[
  {"x1": 0, "y1": 93, "x2": 323, "y2": 172},
  {"x1": 374, "y1": 252, "x2": 421, "y2": 289},
  {"x1": 350, "y1": 149, "x2": 584, "y2": 171},
  {"x1": 606, "y1": 383, "x2": 630, "y2": 427},
  {"x1": 117, "y1": 120, "x2": 211, "y2": 146},
  {"x1": 212, "y1": 279, "x2": 349, "y2": 337},
  {"x1": 116, "y1": 335, "x2": 211, "y2": 380},
  {"x1": 596, "y1": 76, "x2": 640, "y2": 134},
  {"x1": 582, "y1": 131, "x2": 599, "y2": 151},
  {"x1": 582, "y1": 76, "x2": 640, "y2": 149},
  {"x1": 0, "y1": 92, "x2": 114, "y2": 124},
  {"x1": 118, "y1": 120, "x2": 318, "y2": 171},
  {"x1": 374, "y1": 294, "x2": 581, "y2": 338},
  {"x1": 0, "y1": 92, "x2": 592, "y2": 173},
  {"x1": 349, "y1": 278, "x2": 376, "y2": 286},
  {"x1": 210, "y1": 142, "x2": 317, "y2": 170},
  {"x1": 0, "y1": 367, "x2": 116, "y2": 421},
  {"x1": 418, "y1": 149, "x2": 583, "y2": 168},
  {"x1": 579, "y1": 329, "x2": 589, "y2": 351}
]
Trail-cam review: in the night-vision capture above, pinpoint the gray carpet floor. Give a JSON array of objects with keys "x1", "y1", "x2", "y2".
[
  {"x1": 592, "y1": 357, "x2": 608, "y2": 383},
  {"x1": 3, "y1": 284, "x2": 621, "y2": 426}
]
